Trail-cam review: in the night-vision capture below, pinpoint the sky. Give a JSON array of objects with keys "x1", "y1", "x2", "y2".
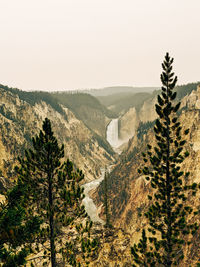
[{"x1": 0, "y1": 0, "x2": 200, "y2": 91}]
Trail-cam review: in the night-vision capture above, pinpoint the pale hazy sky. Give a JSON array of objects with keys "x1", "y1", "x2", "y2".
[{"x1": 0, "y1": 0, "x2": 200, "y2": 91}]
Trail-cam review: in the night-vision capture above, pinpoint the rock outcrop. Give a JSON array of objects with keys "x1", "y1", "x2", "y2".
[{"x1": 118, "y1": 94, "x2": 157, "y2": 147}]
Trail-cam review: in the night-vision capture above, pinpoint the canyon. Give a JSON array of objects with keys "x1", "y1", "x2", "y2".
[{"x1": 0, "y1": 82, "x2": 200, "y2": 266}]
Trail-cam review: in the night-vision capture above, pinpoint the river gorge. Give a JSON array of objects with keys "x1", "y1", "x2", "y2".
[{"x1": 82, "y1": 118, "x2": 120, "y2": 224}]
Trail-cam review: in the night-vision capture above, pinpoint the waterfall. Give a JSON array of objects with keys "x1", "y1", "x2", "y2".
[
  {"x1": 82, "y1": 119, "x2": 121, "y2": 224},
  {"x1": 106, "y1": 118, "x2": 119, "y2": 148}
]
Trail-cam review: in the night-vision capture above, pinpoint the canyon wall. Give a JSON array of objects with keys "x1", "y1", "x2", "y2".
[
  {"x1": 0, "y1": 87, "x2": 115, "y2": 183},
  {"x1": 118, "y1": 94, "x2": 157, "y2": 145}
]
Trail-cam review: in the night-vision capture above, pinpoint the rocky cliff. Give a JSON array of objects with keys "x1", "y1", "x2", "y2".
[
  {"x1": 118, "y1": 94, "x2": 157, "y2": 146},
  {"x1": 118, "y1": 83, "x2": 199, "y2": 148},
  {"x1": 0, "y1": 87, "x2": 115, "y2": 184}
]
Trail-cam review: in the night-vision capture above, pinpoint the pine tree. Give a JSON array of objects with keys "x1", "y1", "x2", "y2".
[
  {"x1": 103, "y1": 168, "x2": 111, "y2": 228},
  {"x1": 132, "y1": 53, "x2": 199, "y2": 266},
  {"x1": 0, "y1": 181, "x2": 41, "y2": 267},
  {"x1": 131, "y1": 229, "x2": 148, "y2": 267},
  {"x1": 15, "y1": 118, "x2": 97, "y2": 266}
]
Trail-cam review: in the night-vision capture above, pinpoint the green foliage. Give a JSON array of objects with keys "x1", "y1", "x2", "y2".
[
  {"x1": 132, "y1": 229, "x2": 157, "y2": 267},
  {"x1": 175, "y1": 82, "x2": 200, "y2": 101},
  {"x1": 53, "y1": 92, "x2": 115, "y2": 118},
  {"x1": 14, "y1": 118, "x2": 97, "y2": 266},
  {"x1": 0, "y1": 84, "x2": 67, "y2": 119},
  {"x1": 63, "y1": 221, "x2": 99, "y2": 266},
  {"x1": 98, "y1": 92, "x2": 152, "y2": 115},
  {"x1": 132, "y1": 53, "x2": 199, "y2": 266},
  {"x1": 137, "y1": 121, "x2": 155, "y2": 140},
  {"x1": 0, "y1": 182, "x2": 41, "y2": 266}
]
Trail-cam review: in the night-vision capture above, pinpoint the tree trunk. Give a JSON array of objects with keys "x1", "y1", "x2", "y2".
[
  {"x1": 166, "y1": 85, "x2": 172, "y2": 267},
  {"x1": 48, "y1": 174, "x2": 56, "y2": 267}
]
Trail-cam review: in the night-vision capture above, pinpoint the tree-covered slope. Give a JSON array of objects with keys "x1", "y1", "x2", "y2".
[
  {"x1": 98, "y1": 92, "x2": 153, "y2": 115},
  {"x1": 52, "y1": 92, "x2": 116, "y2": 137}
]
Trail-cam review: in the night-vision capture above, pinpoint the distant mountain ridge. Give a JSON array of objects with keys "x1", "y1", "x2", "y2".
[{"x1": 81, "y1": 86, "x2": 158, "y2": 96}]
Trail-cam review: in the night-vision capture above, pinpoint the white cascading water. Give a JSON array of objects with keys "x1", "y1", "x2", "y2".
[
  {"x1": 82, "y1": 168, "x2": 105, "y2": 224},
  {"x1": 106, "y1": 118, "x2": 119, "y2": 148},
  {"x1": 82, "y1": 119, "x2": 120, "y2": 223}
]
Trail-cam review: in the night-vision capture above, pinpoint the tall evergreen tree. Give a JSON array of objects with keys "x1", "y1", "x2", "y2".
[
  {"x1": 131, "y1": 53, "x2": 199, "y2": 266},
  {"x1": 103, "y1": 168, "x2": 111, "y2": 228},
  {"x1": 15, "y1": 118, "x2": 96, "y2": 266}
]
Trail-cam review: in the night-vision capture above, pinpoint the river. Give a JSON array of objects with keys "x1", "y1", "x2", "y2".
[
  {"x1": 82, "y1": 118, "x2": 119, "y2": 224},
  {"x1": 82, "y1": 168, "x2": 105, "y2": 224}
]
